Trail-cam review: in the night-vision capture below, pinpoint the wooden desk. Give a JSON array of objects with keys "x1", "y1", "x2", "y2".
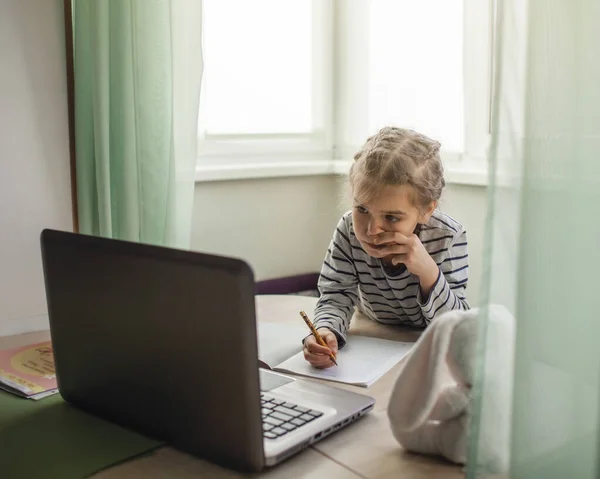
[{"x1": 0, "y1": 295, "x2": 461, "y2": 479}]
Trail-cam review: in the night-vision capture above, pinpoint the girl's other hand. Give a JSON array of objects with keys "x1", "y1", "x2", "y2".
[{"x1": 373, "y1": 232, "x2": 439, "y2": 295}]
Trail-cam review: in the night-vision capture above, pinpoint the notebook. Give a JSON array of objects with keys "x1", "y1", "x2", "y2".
[
  {"x1": 0, "y1": 341, "x2": 59, "y2": 400},
  {"x1": 257, "y1": 323, "x2": 413, "y2": 387}
]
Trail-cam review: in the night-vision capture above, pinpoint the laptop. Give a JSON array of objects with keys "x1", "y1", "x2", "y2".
[{"x1": 40, "y1": 229, "x2": 375, "y2": 472}]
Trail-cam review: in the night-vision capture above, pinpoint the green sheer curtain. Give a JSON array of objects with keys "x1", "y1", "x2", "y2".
[
  {"x1": 468, "y1": 0, "x2": 600, "y2": 477},
  {"x1": 73, "y1": 0, "x2": 202, "y2": 248}
]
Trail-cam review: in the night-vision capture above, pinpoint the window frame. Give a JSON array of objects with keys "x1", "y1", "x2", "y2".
[
  {"x1": 196, "y1": 0, "x2": 493, "y2": 186},
  {"x1": 196, "y1": 0, "x2": 334, "y2": 180}
]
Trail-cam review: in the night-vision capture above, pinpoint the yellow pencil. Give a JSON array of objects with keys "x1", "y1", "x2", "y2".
[{"x1": 299, "y1": 311, "x2": 338, "y2": 366}]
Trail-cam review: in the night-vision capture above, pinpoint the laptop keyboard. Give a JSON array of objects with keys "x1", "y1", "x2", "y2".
[{"x1": 261, "y1": 393, "x2": 324, "y2": 439}]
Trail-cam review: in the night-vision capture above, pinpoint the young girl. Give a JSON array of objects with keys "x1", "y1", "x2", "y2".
[{"x1": 304, "y1": 127, "x2": 470, "y2": 368}]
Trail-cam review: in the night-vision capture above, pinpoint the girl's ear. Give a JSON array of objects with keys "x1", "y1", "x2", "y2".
[{"x1": 419, "y1": 200, "x2": 437, "y2": 223}]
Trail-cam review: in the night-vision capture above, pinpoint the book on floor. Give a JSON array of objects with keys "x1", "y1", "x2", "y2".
[{"x1": 0, "y1": 340, "x2": 58, "y2": 400}]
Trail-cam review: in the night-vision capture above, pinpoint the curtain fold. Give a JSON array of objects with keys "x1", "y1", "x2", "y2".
[
  {"x1": 468, "y1": 0, "x2": 600, "y2": 477},
  {"x1": 73, "y1": 0, "x2": 202, "y2": 248}
]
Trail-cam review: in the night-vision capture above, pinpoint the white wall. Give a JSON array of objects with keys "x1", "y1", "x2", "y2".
[
  {"x1": 442, "y1": 184, "x2": 487, "y2": 306},
  {"x1": 0, "y1": 0, "x2": 73, "y2": 332},
  {"x1": 191, "y1": 175, "x2": 342, "y2": 280},
  {"x1": 192, "y1": 175, "x2": 488, "y2": 306}
]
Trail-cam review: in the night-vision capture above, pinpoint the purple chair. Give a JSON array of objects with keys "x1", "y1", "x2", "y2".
[{"x1": 255, "y1": 272, "x2": 320, "y2": 296}]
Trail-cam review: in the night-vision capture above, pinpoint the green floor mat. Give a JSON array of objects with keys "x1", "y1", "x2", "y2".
[{"x1": 0, "y1": 391, "x2": 164, "y2": 478}]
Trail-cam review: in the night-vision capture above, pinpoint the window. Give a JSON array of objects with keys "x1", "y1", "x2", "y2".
[
  {"x1": 368, "y1": 0, "x2": 464, "y2": 153},
  {"x1": 201, "y1": 0, "x2": 313, "y2": 135},
  {"x1": 197, "y1": 0, "x2": 493, "y2": 184},
  {"x1": 198, "y1": 0, "x2": 332, "y2": 177}
]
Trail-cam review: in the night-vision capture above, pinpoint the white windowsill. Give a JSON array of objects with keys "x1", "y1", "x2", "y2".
[
  {"x1": 444, "y1": 166, "x2": 489, "y2": 186},
  {"x1": 195, "y1": 160, "x2": 337, "y2": 182},
  {"x1": 330, "y1": 160, "x2": 489, "y2": 186},
  {"x1": 195, "y1": 159, "x2": 488, "y2": 186}
]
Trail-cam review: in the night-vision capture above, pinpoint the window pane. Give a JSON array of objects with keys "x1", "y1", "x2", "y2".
[
  {"x1": 202, "y1": 0, "x2": 313, "y2": 135},
  {"x1": 369, "y1": 0, "x2": 464, "y2": 152}
]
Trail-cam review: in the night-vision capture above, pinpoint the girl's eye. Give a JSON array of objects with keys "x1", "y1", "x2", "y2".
[
  {"x1": 355, "y1": 205, "x2": 368, "y2": 214},
  {"x1": 385, "y1": 215, "x2": 400, "y2": 223}
]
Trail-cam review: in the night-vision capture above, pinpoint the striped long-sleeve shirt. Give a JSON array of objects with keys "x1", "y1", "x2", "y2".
[{"x1": 313, "y1": 210, "x2": 469, "y2": 347}]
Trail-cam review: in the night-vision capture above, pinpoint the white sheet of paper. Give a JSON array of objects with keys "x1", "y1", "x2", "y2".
[{"x1": 274, "y1": 335, "x2": 414, "y2": 387}]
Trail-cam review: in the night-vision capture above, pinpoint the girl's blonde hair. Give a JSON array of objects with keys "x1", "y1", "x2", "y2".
[{"x1": 349, "y1": 127, "x2": 445, "y2": 211}]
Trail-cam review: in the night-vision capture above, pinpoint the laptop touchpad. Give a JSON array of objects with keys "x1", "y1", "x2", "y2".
[{"x1": 259, "y1": 369, "x2": 294, "y2": 392}]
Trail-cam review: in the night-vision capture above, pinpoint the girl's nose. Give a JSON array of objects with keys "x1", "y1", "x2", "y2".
[{"x1": 367, "y1": 219, "x2": 384, "y2": 237}]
